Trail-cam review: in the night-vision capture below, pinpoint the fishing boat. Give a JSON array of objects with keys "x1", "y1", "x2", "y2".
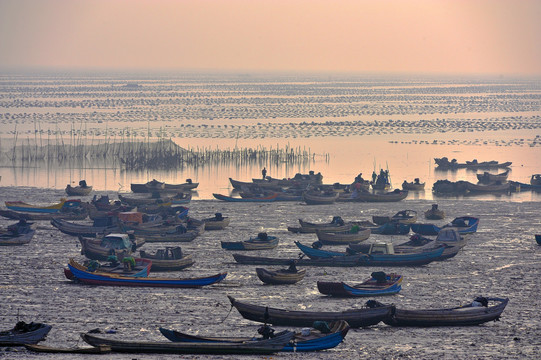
[
  {"x1": 213, "y1": 193, "x2": 279, "y2": 202},
  {"x1": 64, "y1": 258, "x2": 152, "y2": 279},
  {"x1": 139, "y1": 247, "x2": 195, "y2": 271},
  {"x1": 373, "y1": 210, "x2": 417, "y2": 225},
  {"x1": 371, "y1": 221, "x2": 411, "y2": 235},
  {"x1": 411, "y1": 216, "x2": 479, "y2": 236},
  {"x1": 119, "y1": 193, "x2": 187, "y2": 206},
  {"x1": 227, "y1": 296, "x2": 394, "y2": 328},
  {"x1": 383, "y1": 297, "x2": 509, "y2": 326},
  {"x1": 297, "y1": 241, "x2": 446, "y2": 266},
  {"x1": 233, "y1": 252, "x2": 369, "y2": 267},
  {"x1": 0, "y1": 322, "x2": 52, "y2": 346},
  {"x1": 434, "y1": 157, "x2": 512, "y2": 170},
  {"x1": 402, "y1": 179, "x2": 425, "y2": 191},
  {"x1": 0, "y1": 220, "x2": 36, "y2": 246},
  {"x1": 51, "y1": 217, "x2": 118, "y2": 237},
  {"x1": 464, "y1": 181, "x2": 510, "y2": 193},
  {"x1": 0, "y1": 207, "x2": 88, "y2": 221},
  {"x1": 355, "y1": 190, "x2": 408, "y2": 202},
  {"x1": 315, "y1": 227, "x2": 371, "y2": 245},
  {"x1": 221, "y1": 233, "x2": 278, "y2": 250},
  {"x1": 317, "y1": 272, "x2": 403, "y2": 297},
  {"x1": 287, "y1": 216, "x2": 350, "y2": 233},
  {"x1": 424, "y1": 204, "x2": 445, "y2": 220},
  {"x1": 202, "y1": 213, "x2": 230, "y2": 230},
  {"x1": 395, "y1": 228, "x2": 465, "y2": 260},
  {"x1": 255, "y1": 266, "x2": 306, "y2": 285},
  {"x1": 302, "y1": 190, "x2": 339, "y2": 205},
  {"x1": 81, "y1": 331, "x2": 294, "y2": 355},
  {"x1": 158, "y1": 320, "x2": 349, "y2": 352},
  {"x1": 476, "y1": 170, "x2": 510, "y2": 184},
  {"x1": 24, "y1": 344, "x2": 111, "y2": 354},
  {"x1": 79, "y1": 233, "x2": 138, "y2": 261},
  {"x1": 65, "y1": 180, "x2": 92, "y2": 196},
  {"x1": 67, "y1": 260, "x2": 227, "y2": 288},
  {"x1": 119, "y1": 218, "x2": 205, "y2": 243},
  {"x1": 5, "y1": 198, "x2": 82, "y2": 213},
  {"x1": 130, "y1": 179, "x2": 165, "y2": 193},
  {"x1": 508, "y1": 180, "x2": 541, "y2": 191}
]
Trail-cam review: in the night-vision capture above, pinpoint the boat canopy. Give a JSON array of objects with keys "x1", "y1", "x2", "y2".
[{"x1": 100, "y1": 234, "x2": 132, "y2": 249}]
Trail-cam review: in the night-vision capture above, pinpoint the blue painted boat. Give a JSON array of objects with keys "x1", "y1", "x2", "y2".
[
  {"x1": 67, "y1": 260, "x2": 227, "y2": 288},
  {"x1": 295, "y1": 241, "x2": 346, "y2": 259},
  {"x1": 317, "y1": 273, "x2": 403, "y2": 297},
  {"x1": 295, "y1": 241, "x2": 446, "y2": 266},
  {"x1": 159, "y1": 320, "x2": 350, "y2": 352},
  {"x1": 371, "y1": 221, "x2": 411, "y2": 235},
  {"x1": 0, "y1": 322, "x2": 52, "y2": 345},
  {"x1": 536, "y1": 235, "x2": 541, "y2": 245},
  {"x1": 411, "y1": 216, "x2": 479, "y2": 236},
  {"x1": 213, "y1": 193, "x2": 278, "y2": 202}
]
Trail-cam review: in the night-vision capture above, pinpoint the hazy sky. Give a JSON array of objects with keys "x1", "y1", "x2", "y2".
[{"x1": 1, "y1": 0, "x2": 540, "y2": 75}]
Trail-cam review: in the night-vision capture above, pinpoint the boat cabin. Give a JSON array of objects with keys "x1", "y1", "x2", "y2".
[
  {"x1": 436, "y1": 228, "x2": 464, "y2": 246},
  {"x1": 368, "y1": 242, "x2": 395, "y2": 255},
  {"x1": 100, "y1": 234, "x2": 132, "y2": 250}
]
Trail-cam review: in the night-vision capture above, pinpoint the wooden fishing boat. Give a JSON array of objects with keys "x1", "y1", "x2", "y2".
[
  {"x1": 202, "y1": 213, "x2": 230, "y2": 230},
  {"x1": 255, "y1": 267, "x2": 306, "y2": 285},
  {"x1": 221, "y1": 233, "x2": 278, "y2": 250},
  {"x1": 0, "y1": 207, "x2": 88, "y2": 221},
  {"x1": 130, "y1": 179, "x2": 165, "y2": 193},
  {"x1": 317, "y1": 272, "x2": 403, "y2": 297},
  {"x1": 395, "y1": 228, "x2": 466, "y2": 260},
  {"x1": 65, "y1": 180, "x2": 92, "y2": 196},
  {"x1": 402, "y1": 179, "x2": 425, "y2": 191},
  {"x1": 434, "y1": 157, "x2": 512, "y2": 170},
  {"x1": 371, "y1": 221, "x2": 411, "y2": 235},
  {"x1": 78, "y1": 233, "x2": 137, "y2": 261},
  {"x1": 411, "y1": 216, "x2": 479, "y2": 236},
  {"x1": 81, "y1": 331, "x2": 294, "y2": 355},
  {"x1": 158, "y1": 320, "x2": 350, "y2": 352},
  {"x1": 371, "y1": 182, "x2": 391, "y2": 191},
  {"x1": 164, "y1": 180, "x2": 199, "y2": 191},
  {"x1": 464, "y1": 181, "x2": 510, "y2": 193},
  {"x1": 355, "y1": 190, "x2": 408, "y2": 202},
  {"x1": 119, "y1": 193, "x2": 185, "y2": 206},
  {"x1": 120, "y1": 218, "x2": 204, "y2": 243},
  {"x1": 51, "y1": 217, "x2": 118, "y2": 237},
  {"x1": 424, "y1": 204, "x2": 445, "y2": 220},
  {"x1": 139, "y1": 247, "x2": 195, "y2": 271},
  {"x1": 298, "y1": 241, "x2": 446, "y2": 266},
  {"x1": 213, "y1": 193, "x2": 279, "y2": 202},
  {"x1": 0, "y1": 322, "x2": 52, "y2": 346},
  {"x1": 25, "y1": 344, "x2": 111, "y2": 354},
  {"x1": 373, "y1": 210, "x2": 417, "y2": 225},
  {"x1": 476, "y1": 170, "x2": 510, "y2": 184},
  {"x1": 5, "y1": 198, "x2": 81, "y2": 213},
  {"x1": 302, "y1": 190, "x2": 339, "y2": 205},
  {"x1": 67, "y1": 260, "x2": 227, "y2": 288},
  {"x1": 233, "y1": 253, "x2": 369, "y2": 267},
  {"x1": 171, "y1": 192, "x2": 192, "y2": 205},
  {"x1": 229, "y1": 177, "x2": 282, "y2": 191},
  {"x1": 383, "y1": 297, "x2": 509, "y2": 326},
  {"x1": 0, "y1": 220, "x2": 36, "y2": 246},
  {"x1": 227, "y1": 296, "x2": 394, "y2": 328},
  {"x1": 315, "y1": 227, "x2": 371, "y2": 245},
  {"x1": 64, "y1": 258, "x2": 152, "y2": 279},
  {"x1": 288, "y1": 216, "x2": 349, "y2": 233}
]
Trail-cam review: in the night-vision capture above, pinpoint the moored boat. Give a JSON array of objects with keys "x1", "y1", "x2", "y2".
[
  {"x1": 288, "y1": 216, "x2": 349, "y2": 233},
  {"x1": 315, "y1": 227, "x2": 371, "y2": 245},
  {"x1": 302, "y1": 190, "x2": 339, "y2": 205},
  {"x1": 0, "y1": 321, "x2": 52, "y2": 346},
  {"x1": 5, "y1": 198, "x2": 82, "y2": 213},
  {"x1": 158, "y1": 320, "x2": 350, "y2": 352},
  {"x1": 202, "y1": 213, "x2": 230, "y2": 230},
  {"x1": 411, "y1": 216, "x2": 479, "y2": 236},
  {"x1": 221, "y1": 232, "x2": 278, "y2": 250},
  {"x1": 464, "y1": 181, "x2": 510, "y2": 193},
  {"x1": 67, "y1": 260, "x2": 227, "y2": 288},
  {"x1": 355, "y1": 190, "x2": 408, "y2": 202},
  {"x1": 476, "y1": 170, "x2": 510, "y2": 184},
  {"x1": 227, "y1": 296, "x2": 394, "y2": 328},
  {"x1": 0, "y1": 220, "x2": 36, "y2": 246},
  {"x1": 79, "y1": 233, "x2": 138, "y2": 261},
  {"x1": 383, "y1": 297, "x2": 509, "y2": 326},
  {"x1": 255, "y1": 266, "x2": 306, "y2": 285},
  {"x1": 317, "y1": 272, "x2": 403, "y2": 297},
  {"x1": 213, "y1": 193, "x2": 278, "y2": 202},
  {"x1": 81, "y1": 330, "x2": 294, "y2": 355},
  {"x1": 65, "y1": 180, "x2": 92, "y2": 196},
  {"x1": 424, "y1": 204, "x2": 445, "y2": 220},
  {"x1": 402, "y1": 179, "x2": 425, "y2": 191},
  {"x1": 64, "y1": 257, "x2": 152, "y2": 279},
  {"x1": 139, "y1": 247, "x2": 195, "y2": 271}
]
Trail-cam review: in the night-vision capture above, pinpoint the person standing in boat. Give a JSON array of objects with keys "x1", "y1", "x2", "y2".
[{"x1": 262, "y1": 167, "x2": 267, "y2": 180}]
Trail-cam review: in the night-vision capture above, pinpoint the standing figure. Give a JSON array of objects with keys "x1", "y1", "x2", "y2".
[{"x1": 262, "y1": 167, "x2": 267, "y2": 179}]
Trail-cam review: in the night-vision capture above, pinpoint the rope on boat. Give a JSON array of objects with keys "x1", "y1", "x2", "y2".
[{"x1": 217, "y1": 302, "x2": 234, "y2": 324}]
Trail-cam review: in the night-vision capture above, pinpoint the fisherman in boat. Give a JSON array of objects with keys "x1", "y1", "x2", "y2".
[
  {"x1": 414, "y1": 178, "x2": 420, "y2": 184},
  {"x1": 261, "y1": 167, "x2": 267, "y2": 180},
  {"x1": 287, "y1": 260, "x2": 298, "y2": 273}
]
